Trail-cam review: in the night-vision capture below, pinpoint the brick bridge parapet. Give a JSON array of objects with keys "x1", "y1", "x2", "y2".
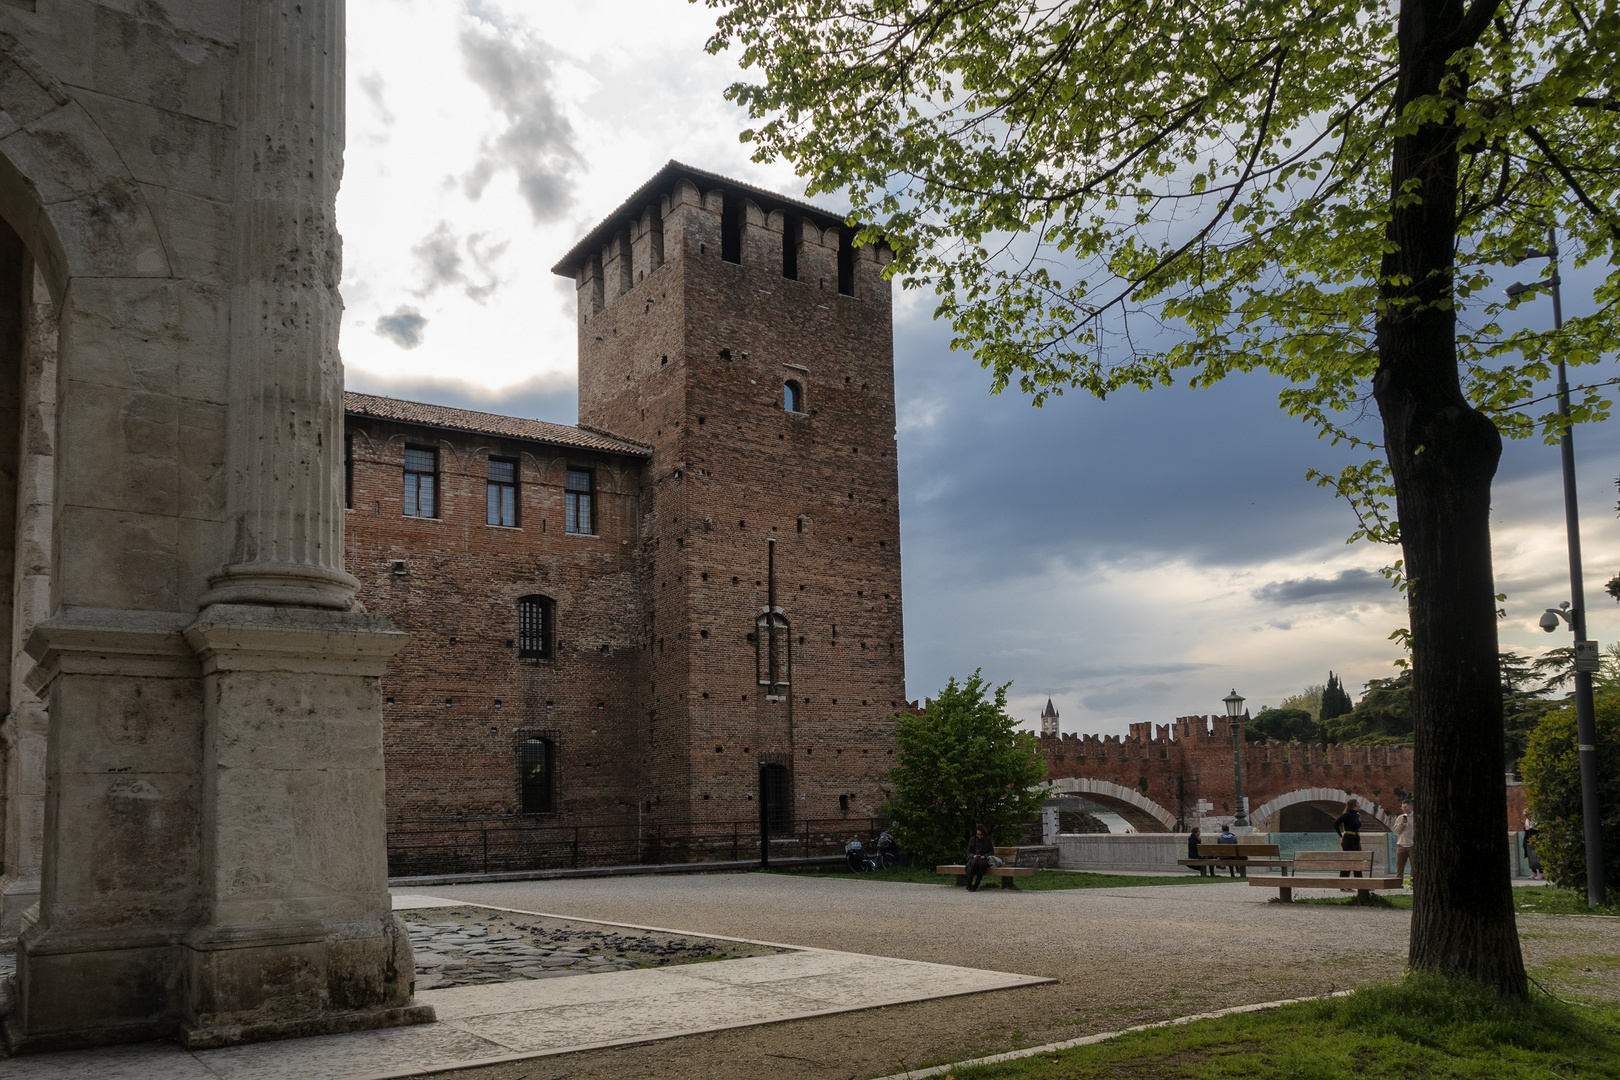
[{"x1": 1039, "y1": 715, "x2": 1415, "y2": 832}]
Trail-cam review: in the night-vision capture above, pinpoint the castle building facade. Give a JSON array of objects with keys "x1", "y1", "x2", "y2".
[{"x1": 346, "y1": 163, "x2": 907, "y2": 862}]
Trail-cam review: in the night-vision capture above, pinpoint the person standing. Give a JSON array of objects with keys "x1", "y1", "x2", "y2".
[
  {"x1": 965, "y1": 825, "x2": 994, "y2": 892},
  {"x1": 1393, "y1": 799, "x2": 1415, "y2": 885},
  {"x1": 1335, "y1": 798, "x2": 1363, "y2": 884}
]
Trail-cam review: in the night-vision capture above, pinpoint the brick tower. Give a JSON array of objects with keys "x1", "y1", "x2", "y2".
[{"x1": 552, "y1": 162, "x2": 905, "y2": 835}]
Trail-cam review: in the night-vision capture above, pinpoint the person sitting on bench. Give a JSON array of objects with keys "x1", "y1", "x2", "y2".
[
  {"x1": 965, "y1": 825, "x2": 994, "y2": 892},
  {"x1": 1187, "y1": 826, "x2": 1215, "y2": 876},
  {"x1": 1216, "y1": 823, "x2": 1245, "y2": 877}
]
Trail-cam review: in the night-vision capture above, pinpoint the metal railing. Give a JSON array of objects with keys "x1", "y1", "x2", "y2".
[{"x1": 386, "y1": 815, "x2": 889, "y2": 878}]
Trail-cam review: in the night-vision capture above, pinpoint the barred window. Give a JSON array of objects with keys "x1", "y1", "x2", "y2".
[
  {"x1": 519, "y1": 737, "x2": 553, "y2": 814},
  {"x1": 783, "y1": 379, "x2": 804, "y2": 413},
  {"x1": 565, "y1": 468, "x2": 594, "y2": 534},
  {"x1": 403, "y1": 446, "x2": 437, "y2": 518},
  {"x1": 487, "y1": 457, "x2": 517, "y2": 527},
  {"x1": 518, "y1": 595, "x2": 552, "y2": 659}
]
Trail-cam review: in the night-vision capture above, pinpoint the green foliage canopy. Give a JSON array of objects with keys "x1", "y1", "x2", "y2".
[
  {"x1": 1321, "y1": 672, "x2": 1355, "y2": 722},
  {"x1": 1520, "y1": 691, "x2": 1620, "y2": 893},
  {"x1": 706, "y1": 0, "x2": 1620, "y2": 532},
  {"x1": 882, "y1": 672, "x2": 1048, "y2": 866},
  {"x1": 1324, "y1": 670, "x2": 1416, "y2": 744},
  {"x1": 1247, "y1": 707, "x2": 1320, "y2": 744}
]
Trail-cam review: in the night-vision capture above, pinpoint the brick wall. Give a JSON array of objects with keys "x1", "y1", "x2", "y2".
[
  {"x1": 1040, "y1": 716, "x2": 1418, "y2": 829},
  {"x1": 350, "y1": 164, "x2": 909, "y2": 860}
]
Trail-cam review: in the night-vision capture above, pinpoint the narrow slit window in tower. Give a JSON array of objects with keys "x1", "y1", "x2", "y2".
[{"x1": 721, "y1": 198, "x2": 742, "y2": 264}]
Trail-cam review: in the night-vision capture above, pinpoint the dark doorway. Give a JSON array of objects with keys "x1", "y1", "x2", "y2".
[{"x1": 759, "y1": 762, "x2": 792, "y2": 838}]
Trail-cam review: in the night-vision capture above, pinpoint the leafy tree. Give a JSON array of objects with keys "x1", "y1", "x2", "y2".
[
  {"x1": 1321, "y1": 673, "x2": 1355, "y2": 723},
  {"x1": 1278, "y1": 684, "x2": 1326, "y2": 721},
  {"x1": 1247, "y1": 706, "x2": 1320, "y2": 744},
  {"x1": 1324, "y1": 671, "x2": 1416, "y2": 744},
  {"x1": 1520, "y1": 692, "x2": 1620, "y2": 895},
  {"x1": 881, "y1": 673, "x2": 1048, "y2": 867},
  {"x1": 702, "y1": 0, "x2": 1620, "y2": 997},
  {"x1": 1501, "y1": 650, "x2": 1557, "y2": 771}
]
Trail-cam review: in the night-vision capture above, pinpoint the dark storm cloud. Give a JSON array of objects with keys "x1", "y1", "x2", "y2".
[
  {"x1": 459, "y1": 13, "x2": 580, "y2": 223},
  {"x1": 1252, "y1": 568, "x2": 1393, "y2": 605},
  {"x1": 412, "y1": 222, "x2": 507, "y2": 304},
  {"x1": 374, "y1": 306, "x2": 427, "y2": 349},
  {"x1": 343, "y1": 368, "x2": 577, "y2": 426}
]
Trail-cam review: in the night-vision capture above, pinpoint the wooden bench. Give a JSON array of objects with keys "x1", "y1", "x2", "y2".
[
  {"x1": 1177, "y1": 843, "x2": 1293, "y2": 875},
  {"x1": 1249, "y1": 850, "x2": 1402, "y2": 902},
  {"x1": 937, "y1": 846, "x2": 1037, "y2": 889}
]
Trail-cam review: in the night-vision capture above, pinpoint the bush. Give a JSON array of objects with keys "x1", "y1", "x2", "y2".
[
  {"x1": 882, "y1": 672, "x2": 1047, "y2": 868},
  {"x1": 1520, "y1": 691, "x2": 1620, "y2": 894}
]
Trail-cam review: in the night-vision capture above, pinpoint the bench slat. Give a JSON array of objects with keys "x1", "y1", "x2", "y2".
[
  {"x1": 1249, "y1": 875, "x2": 1401, "y2": 889},
  {"x1": 1196, "y1": 844, "x2": 1281, "y2": 857}
]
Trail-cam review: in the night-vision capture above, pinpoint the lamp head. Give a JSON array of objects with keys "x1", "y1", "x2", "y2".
[
  {"x1": 1223, "y1": 689, "x2": 1245, "y2": 718},
  {"x1": 1505, "y1": 281, "x2": 1543, "y2": 299}
]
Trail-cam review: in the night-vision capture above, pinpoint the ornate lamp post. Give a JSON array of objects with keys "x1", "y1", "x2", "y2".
[{"x1": 1224, "y1": 689, "x2": 1249, "y2": 828}]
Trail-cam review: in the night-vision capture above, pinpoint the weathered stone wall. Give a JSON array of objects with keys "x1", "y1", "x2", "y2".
[{"x1": 0, "y1": 0, "x2": 427, "y2": 1052}]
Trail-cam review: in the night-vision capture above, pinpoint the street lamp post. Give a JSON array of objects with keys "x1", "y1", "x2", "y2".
[
  {"x1": 1224, "y1": 689, "x2": 1248, "y2": 829},
  {"x1": 1512, "y1": 223, "x2": 1607, "y2": 907}
]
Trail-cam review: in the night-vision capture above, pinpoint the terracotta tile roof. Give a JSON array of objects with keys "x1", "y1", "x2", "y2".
[{"x1": 343, "y1": 392, "x2": 650, "y2": 457}]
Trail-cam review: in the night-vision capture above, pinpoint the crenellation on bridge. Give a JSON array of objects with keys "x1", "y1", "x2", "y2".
[{"x1": 1039, "y1": 717, "x2": 1416, "y2": 833}]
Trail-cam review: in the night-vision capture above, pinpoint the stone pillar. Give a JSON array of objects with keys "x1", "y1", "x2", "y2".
[
  {"x1": 200, "y1": 0, "x2": 358, "y2": 613},
  {"x1": 172, "y1": 0, "x2": 428, "y2": 1047},
  {"x1": 0, "y1": 260, "x2": 55, "y2": 944}
]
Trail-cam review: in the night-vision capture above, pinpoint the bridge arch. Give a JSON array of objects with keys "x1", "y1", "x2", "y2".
[
  {"x1": 1249, "y1": 787, "x2": 1394, "y2": 833},
  {"x1": 1044, "y1": 777, "x2": 1176, "y2": 833}
]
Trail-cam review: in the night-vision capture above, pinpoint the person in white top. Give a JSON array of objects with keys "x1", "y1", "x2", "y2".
[{"x1": 1393, "y1": 800, "x2": 1416, "y2": 885}]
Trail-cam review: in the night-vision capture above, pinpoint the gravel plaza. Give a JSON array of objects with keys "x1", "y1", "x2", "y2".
[{"x1": 3, "y1": 869, "x2": 1612, "y2": 1080}]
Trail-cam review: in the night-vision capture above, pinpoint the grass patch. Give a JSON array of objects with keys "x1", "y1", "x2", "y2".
[
  {"x1": 1513, "y1": 886, "x2": 1620, "y2": 917},
  {"x1": 761, "y1": 865, "x2": 1234, "y2": 890},
  {"x1": 939, "y1": 974, "x2": 1620, "y2": 1079}
]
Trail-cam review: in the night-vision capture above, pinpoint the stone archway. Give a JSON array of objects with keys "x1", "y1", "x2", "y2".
[
  {"x1": 0, "y1": 2, "x2": 428, "y2": 1053},
  {"x1": 1045, "y1": 777, "x2": 1177, "y2": 833},
  {"x1": 1249, "y1": 787, "x2": 1394, "y2": 832}
]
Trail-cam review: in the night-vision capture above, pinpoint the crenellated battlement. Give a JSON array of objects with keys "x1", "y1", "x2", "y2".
[{"x1": 1037, "y1": 716, "x2": 1416, "y2": 829}]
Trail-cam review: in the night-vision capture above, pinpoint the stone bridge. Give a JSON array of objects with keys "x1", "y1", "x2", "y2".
[{"x1": 1039, "y1": 715, "x2": 1414, "y2": 833}]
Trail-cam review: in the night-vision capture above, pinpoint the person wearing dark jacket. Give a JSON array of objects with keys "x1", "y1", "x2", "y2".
[
  {"x1": 965, "y1": 825, "x2": 994, "y2": 891},
  {"x1": 1187, "y1": 826, "x2": 1212, "y2": 876},
  {"x1": 1334, "y1": 798, "x2": 1364, "y2": 882}
]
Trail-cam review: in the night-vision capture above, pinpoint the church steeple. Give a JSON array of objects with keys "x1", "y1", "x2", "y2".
[{"x1": 1040, "y1": 698, "x2": 1059, "y2": 736}]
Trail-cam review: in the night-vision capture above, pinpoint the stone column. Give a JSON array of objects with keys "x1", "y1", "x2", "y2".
[
  {"x1": 200, "y1": 0, "x2": 357, "y2": 612},
  {"x1": 176, "y1": 0, "x2": 429, "y2": 1045},
  {"x1": 0, "y1": 260, "x2": 56, "y2": 944}
]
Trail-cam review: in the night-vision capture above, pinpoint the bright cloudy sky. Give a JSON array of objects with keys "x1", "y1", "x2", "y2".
[{"x1": 338, "y1": 0, "x2": 1620, "y2": 735}]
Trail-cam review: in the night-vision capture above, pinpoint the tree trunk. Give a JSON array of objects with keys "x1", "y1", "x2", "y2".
[{"x1": 1374, "y1": 0, "x2": 1527, "y2": 999}]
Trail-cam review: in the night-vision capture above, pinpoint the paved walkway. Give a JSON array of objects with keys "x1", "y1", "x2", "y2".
[{"x1": 0, "y1": 894, "x2": 1046, "y2": 1080}]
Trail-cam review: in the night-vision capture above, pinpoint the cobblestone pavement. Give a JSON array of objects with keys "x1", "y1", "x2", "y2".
[{"x1": 407, "y1": 905, "x2": 782, "y2": 990}]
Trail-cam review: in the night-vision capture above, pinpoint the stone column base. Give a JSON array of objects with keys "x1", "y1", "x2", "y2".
[{"x1": 179, "y1": 1002, "x2": 435, "y2": 1050}]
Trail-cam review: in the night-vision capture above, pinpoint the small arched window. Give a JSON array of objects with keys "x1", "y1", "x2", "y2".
[
  {"x1": 756, "y1": 609, "x2": 791, "y2": 698},
  {"x1": 519, "y1": 738, "x2": 553, "y2": 814},
  {"x1": 783, "y1": 380, "x2": 804, "y2": 414},
  {"x1": 518, "y1": 595, "x2": 553, "y2": 659}
]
